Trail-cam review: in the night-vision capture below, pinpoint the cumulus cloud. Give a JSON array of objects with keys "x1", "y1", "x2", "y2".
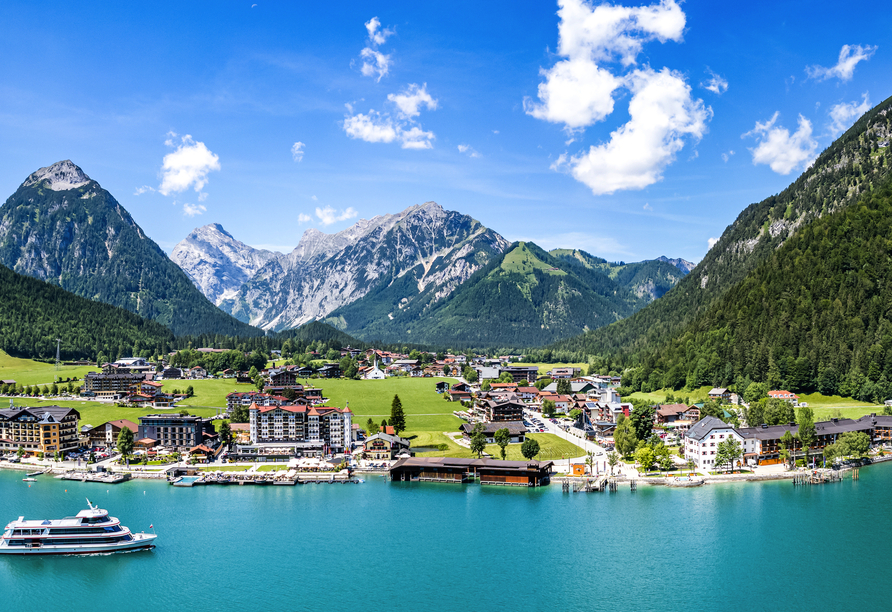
[
  {"x1": 359, "y1": 17, "x2": 394, "y2": 81},
  {"x1": 806, "y1": 44, "x2": 877, "y2": 82},
  {"x1": 458, "y1": 144, "x2": 481, "y2": 158},
  {"x1": 828, "y1": 93, "x2": 871, "y2": 136},
  {"x1": 524, "y1": 0, "x2": 685, "y2": 131},
  {"x1": 291, "y1": 141, "x2": 305, "y2": 162},
  {"x1": 158, "y1": 133, "x2": 220, "y2": 196},
  {"x1": 316, "y1": 206, "x2": 358, "y2": 226},
  {"x1": 343, "y1": 84, "x2": 437, "y2": 150},
  {"x1": 708, "y1": 237, "x2": 719, "y2": 249},
  {"x1": 553, "y1": 67, "x2": 710, "y2": 195},
  {"x1": 365, "y1": 16, "x2": 394, "y2": 46},
  {"x1": 744, "y1": 112, "x2": 818, "y2": 175},
  {"x1": 388, "y1": 83, "x2": 437, "y2": 119},
  {"x1": 134, "y1": 185, "x2": 155, "y2": 195},
  {"x1": 721, "y1": 150, "x2": 735, "y2": 162},
  {"x1": 183, "y1": 202, "x2": 207, "y2": 217},
  {"x1": 298, "y1": 213, "x2": 312, "y2": 224},
  {"x1": 343, "y1": 110, "x2": 399, "y2": 144},
  {"x1": 702, "y1": 69, "x2": 728, "y2": 94},
  {"x1": 526, "y1": 0, "x2": 707, "y2": 194},
  {"x1": 399, "y1": 126, "x2": 435, "y2": 150},
  {"x1": 642, "y1": 202, "x2": 653, "y2": 211}
]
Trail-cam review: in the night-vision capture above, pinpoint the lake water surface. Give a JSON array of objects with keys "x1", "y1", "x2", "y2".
[{"x1": 1, "y1": 466, "x2": 890, "y2": 611}]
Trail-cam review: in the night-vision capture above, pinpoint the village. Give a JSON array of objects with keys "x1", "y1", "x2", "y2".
[{"x1": 3, "y1": 345, "x2": 892, "y2": 489}]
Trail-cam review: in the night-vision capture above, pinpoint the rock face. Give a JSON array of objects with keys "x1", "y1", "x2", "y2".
[
  {"x1": 217, "y1": 201, "x2": 510, "y2": 331},
  {"x1": 0, "y1": 160, "x2": 262, "y2": 337},
  {"x1": 171, "y1": 224, "x2": 278, "y2": 305},
  {"x1": 655, "y1": 256, "x2": 696, "y2": 275}
]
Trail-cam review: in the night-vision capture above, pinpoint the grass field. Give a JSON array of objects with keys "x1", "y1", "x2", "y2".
[
  {"x1": 7, "y1": 397, "x2": 218, "y2": 429},
  {"x1": 0, "y1": 350, "x2": 98, "y2": 386},
  {"x1": 166, "y1": 376, "x2": 464, "y2": 432},
  {"x1": 407, "y1": 431, "x2": 584, "y2": 461}
]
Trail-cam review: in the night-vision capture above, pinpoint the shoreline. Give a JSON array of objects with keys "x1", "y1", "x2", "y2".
[{"x1": 4, "y1": 455, "x2": 889, "y2": 487}]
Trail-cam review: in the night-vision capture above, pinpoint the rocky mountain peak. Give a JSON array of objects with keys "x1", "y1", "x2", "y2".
[
  {"x1": 656, "y1": 255, "x2": 696, "y2": 274},
  {"x1": 22, "y1": 160, "x2": 92, "y2": 191},
  {"x1": 171, "y1": 223, "x2": 278, "y2": 305}
]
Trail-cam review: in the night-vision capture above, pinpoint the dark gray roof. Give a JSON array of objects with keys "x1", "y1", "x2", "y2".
[
  {"x1": 685, "y1": 416, "x2": 734, "y2": 441},
  {"x1": 390, "y1": 456, "x2": 553, "y2": 472}
]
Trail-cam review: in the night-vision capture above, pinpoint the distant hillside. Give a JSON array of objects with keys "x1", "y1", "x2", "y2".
[
  {"x1": 0, "y1": 263, "x2": 175, "y2": 361},
  {"x1": 553, "y1": 92, "x2": 892, "y2": 362},
  {"x1": 277, "y1": 321, "x2": 366, "y2": 348},
  {"x1": 0, "y1": 161, "x2": 263, "y2": 337},
  {"x1": 327, "y1": 241, "x2": 649, "y2": 347},
  {"x1": 550, "y1": 249, "x2": 688, "y2": 302}
]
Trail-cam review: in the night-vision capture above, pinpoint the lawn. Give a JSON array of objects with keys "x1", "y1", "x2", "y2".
[
  {"x1": 627, "y1": 386, "x2": 714, "y2": 404},
  {"x1": 6, "y1": 397, "x2": 218, "y2": 429},
  {"x1": 160, "y1": 378, "x2": 243, "y2": 408},
  {"x1": 407, "y1": 431, "x2": 584, "y2": 461},
  {"x1": 0, "y1": 350, "x2": 99, "y2": 386}
]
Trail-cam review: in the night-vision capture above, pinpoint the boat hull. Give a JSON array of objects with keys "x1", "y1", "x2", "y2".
[{"x1": 0, "y1": 533, "x2": 157, "y2": 556}]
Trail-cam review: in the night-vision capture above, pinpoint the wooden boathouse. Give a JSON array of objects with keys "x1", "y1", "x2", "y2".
[{"x1": 389, "y1": 457, "x2": 553, "y2": 487}]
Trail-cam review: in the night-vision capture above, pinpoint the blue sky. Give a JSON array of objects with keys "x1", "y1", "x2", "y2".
[{"x1": 0, "y1": 1, "x2": 889, "y2": 263}]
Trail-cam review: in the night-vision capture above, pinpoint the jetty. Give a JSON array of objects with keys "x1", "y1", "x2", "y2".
[
  {"x1": 169, "y1": 469, "x2": 360, "y2": 487},
  {"x1": 792, "y1": 468, "x2": 853, "y2": 486},
  {"x1": 57, "y1": 471, "x2": 131, "y2": 485}
]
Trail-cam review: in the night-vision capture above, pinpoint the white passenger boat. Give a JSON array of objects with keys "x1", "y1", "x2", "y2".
[{"x1": 0, "y1": 499, "x2": 157, "y2": 555}]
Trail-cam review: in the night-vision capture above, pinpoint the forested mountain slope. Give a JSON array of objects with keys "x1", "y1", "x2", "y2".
[
  {"x1": 553, "y1": 93, "x2": 892, "y2": 361},
  {"x1": 621, "y1": 177, "x2": 892, "y2": 402},
  {"x1": 0, "y1": 263, "x2": 175, "y2": 361}
]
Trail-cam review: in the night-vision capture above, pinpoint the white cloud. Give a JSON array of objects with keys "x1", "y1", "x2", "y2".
[
  {"x1": 399, "y1": 126, "x2": 435, "y2": 150},
  {"x1": 643, "y1": 202, "x2": 653, "y2": 211},
  {"x1": 387, "y1": 83, "x2": 437, "y2": 119},
  {"x1": 343, "y1": 98, "x2": 436, "y2": 150},
  {"x1": 298, "y1": 213, "x2": 312, "y2": 224},
  {"x1": 708, "y1": 237, "x2": 719, "y2": 249},
  {"x1": 343, "y1": 110, "x2": 399, "y2": 143},
  {"x1": 134, "y1": 185, "x2": 155, "y2": 195},
  {"x1": 702, "y1": 69, "x2": 728, "y2": 95},
  {"x1": 359, "y1": 17, "x2": 394, "y2": 81},
  {"x1": 158, "y1": 133, "x2": 220, "y2": 196},
  {"x1": 360, "y1": 48, "x2": 391, "y2": 81},
  {"x1": 310, "y1": 195, "x2": 318, "y2": 201},
  {"x1": 365, "y1": 16, "x2": 394, "y2": 46},
  {"x1": 806, "y1": 44, "x2": 877, "y2": 82},
  {"x1": 828, "y1": 93, "x2": 871, "y2": 136},
  {"x1": 721, "y1": 150, "x2": 735, "y2": 162},
  {"x1": 183, "y1": 202, "x2": 207, "y2": 217},
  {"x1": 524, "y1": 0, "x2": 685, "y2": 131},
  {"x1": 315, "y1": 206, "x2": 358, "y2": 226},
  {"x1": 554, "y1": 67, "x2": 710, "y2": 195},
  {"x1": 291, "y1": 141, "x2": 305, "y2": 162},
  {"x1": 458, "y1": 144, "x2": 481, "y2": 158},
  {"x1": 744, "y1": 112, "x2": 818, "y2": 175},
  {"x1": 197, "y1": 192, "x2": 208, "y2": 202}
]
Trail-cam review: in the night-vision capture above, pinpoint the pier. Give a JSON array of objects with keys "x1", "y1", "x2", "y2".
[{"x1": 57, "y1": 471, "x2": 131, "y2": 485}]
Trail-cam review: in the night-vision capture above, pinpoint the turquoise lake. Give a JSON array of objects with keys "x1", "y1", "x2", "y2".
[{"x1": 1, "y1": 467, "x2": 891, "y2": 611}]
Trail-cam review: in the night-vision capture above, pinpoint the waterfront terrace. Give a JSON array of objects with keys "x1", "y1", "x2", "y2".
[{"x1": 390, "y1": 457, "x2": 553, "y2": 486}]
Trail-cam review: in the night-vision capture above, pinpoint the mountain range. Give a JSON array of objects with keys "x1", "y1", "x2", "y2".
[
  {"x1": 0, "y1": 161, "x2": 262, "y2": 337},
  {"x1": 172, "y1": 204, "x2": 691, "y2": 346}
]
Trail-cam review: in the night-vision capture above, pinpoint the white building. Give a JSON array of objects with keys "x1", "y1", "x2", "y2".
[
  {"x1": 248, "y1": 402, "x2": 352, "y2": 453},
  {"x1": 684, "y1": 416, "x2": 756, "y2": 470},
  {"x1": 362, "y1": 360, "x2": 386, "y2": 380}
]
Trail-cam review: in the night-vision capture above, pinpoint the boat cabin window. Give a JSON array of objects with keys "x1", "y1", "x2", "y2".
[{"x1": 84, "y1": 515, "x2": 109, "y2": 524}]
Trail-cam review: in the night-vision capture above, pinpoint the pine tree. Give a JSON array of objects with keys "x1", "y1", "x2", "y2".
[{"x1": 389, "y1": 394, "x2": 406, "y2": 434}]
